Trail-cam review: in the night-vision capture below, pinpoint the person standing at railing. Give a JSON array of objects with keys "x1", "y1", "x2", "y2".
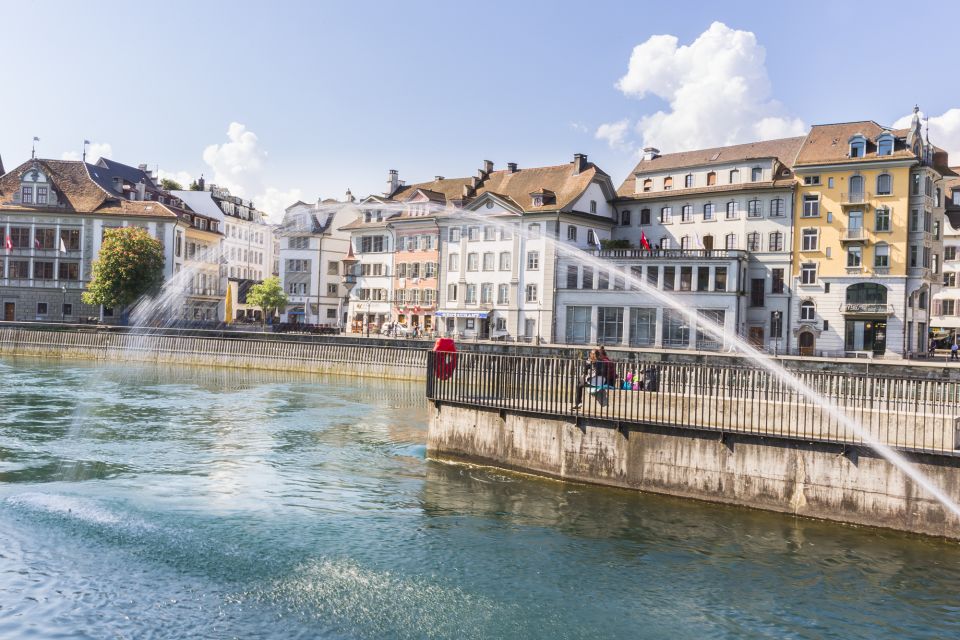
[
  {"x1": 952, "y1": 342, "x2": 959, "y2": 361},
  {"x1": 573, "y1": 349, "x2": 604, "y2": 410}
]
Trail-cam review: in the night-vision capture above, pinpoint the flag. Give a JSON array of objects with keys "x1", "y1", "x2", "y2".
[
  {"x1": 59, "y1": 237, "x2": 67, "y2": 253},
  {"x1": 4, "y1": 236, "x2": 11, "y2": 251},
  {"x1": 34, "y1": 237, "x2": 40, "y2": 249},
  {"x1": 640, "y1": 231, "x2": 651, "y2": 251},
  {"x1": 32, "y1": 136, "x2": 39, "y2": 142},
  {"x1": 694, "y1": 233, "x2": 704, "y2": 250}
]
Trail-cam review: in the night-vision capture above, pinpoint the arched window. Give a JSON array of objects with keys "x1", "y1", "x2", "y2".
[
  {"x1": 877, "y1": 133, "x2": 894, "y2": 156},
  {"x1": 684, "y1": 174, "x2": 694, "y2": 188},
  {"x1": 706, "y1": 171, "x2": 717, "y2": 186},
  {"x1": 800, "y1": 301, "x2": 816, "y2": 321},
  {"x1": 845, "y1": 283, "x2": 888, "y2": 305},
  {"x1": 642, "y1": 178, "x2": 652, "y2": 192},
  {"x1": 849, "y1": 175, "x2": 865, "y2": 198},
  {"x1": 876, "y1": 173, "x2": 892, "y2": 196},
  {"x1": 874, "y1": 243, "x2": 889, "y2": 268},
  {"x1": 663, "y1": 176, "x2": 673, "y2": 190},
  {"x1": 725, "y1": 233, "x2": 737, "y2": 250},
  {"x1": 660, "y1": 237, "x2": 672, "y2": 250},
  {"x1": 849, "y1": 134, "x2": 866, "y2": 158},
  {"x1": 729, "y1": 169, "x2": 739, "y2": 183},
  {"x1": 751, "y1": 167, "x2": 762, "y2": 181},
  {"x1": 747, "y1": 231, "x2": 761, "y2": 251},
  {"x1": 680, "y1": 235, "x2": 690, "y2": 250},
  {"x1": 567, "y1": 226, "x2": 577, "y2": 241}
]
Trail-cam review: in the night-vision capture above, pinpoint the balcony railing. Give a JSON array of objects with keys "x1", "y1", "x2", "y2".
[
  {"x1": 840, "y1": 303, "x2": 895, "y2": 315},
  {"x1": 841, "y1": 227, "x2": 866, "y2": 241},
  {"x1": 840, "y1": 192, "x2": 871, "y2": 205},
  {"x1": 590, "y1": 249, "x2": 746, "y2": 260}
]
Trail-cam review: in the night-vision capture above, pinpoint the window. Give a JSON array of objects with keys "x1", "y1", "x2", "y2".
[
  {"x1": 846, "y1": 283, "x2": 887, "y2": 305},
  {"x1": 62, "y1": 303, "x2": 73, "y2": 317},
  {"x1": 465, "y1": 284, "x2": 477, "y2": 304},
  {"x1": 449, "y1": 227, "x2": 461, "y2": 242},
  {"x1": 597, "y1": 307, "x2": 624, "y2": 344},
  {"x1": 598, "y1": 270, "x2": 609, "y2": 290},
  {"x1": 663, "y1": 309, "x2": 689, "y2": 348},
  {"x1": 646, "y1": 266, "x2": 659, "y2": 288},
  {"x1": 483, "y1": 226, "x2": 496, "y2": 241},
  {"x1": 877, "y1": 173, "x2": 892, "y2": 196},
  {"x1": 729, "y1": 169, "x2": 739, "y2": 183},
  {"x1": 747, "y1": 199, "x2": 762, "y2": 218},
  {"x1": 526, "y1": 251, "x2": 539, "y2": 270},
  {"x1": 359, "y1": 236, "x2": 384, "y2": 252},
  {"x1": 696, "y1": 267, "x2": 709, "y2": 291},
  {"x1": 847, "y1": 246, "x2": 862, "y2": 268},
  {"x1": 770, "y1": 198, "x2": 784, "y2": 217},
  {"x1": 801, "y1": 228, "x2": 818, "y2": 252},
  {"x1": 660, "y1": 237, "x2": 672, "y2": 250},
  {"x1": 680, "y1": 266, "x2": 692, "y2": 291},
  {"x1": 800, "y1": 263, "x2": 817, "y2": 285},
  {"x1": 910, "y1": 245, "x2": 919, "y2": 267},
  {"x1": 684, "y1": 174, "x2": 694, "y2": 188},
  {"x1": 661, "y1": 266, "x2": 674, "y2": 291},
  {"x1": 849, "y1": 136, "x2": 865, "y2": 158},
  {"x1": 327, "y1": 261, "x2": 339, "y2": 275},
  {"x1": 706, "y1": 171, "x2": 717, "y2": 186},
  {"x1": 620, "y1": 210, "x2": 631, "y2": 226},
  {"x1": 751, "y1": 167, "x2": 762, "y2": 182},
  {"x1": 768, "y1": 231, "x2": 783, "y2": 252},
  {"x1": 327, "y1": 283, "x2": 339, "y2": 295},
  {"x1": 449, "y1": 253, "x2": 459, "y2": 271},
  {"x1": 703, "y1": 203, "x2": 714, "y2": 221},
  {"x1": 36, "y1": 302, "x2": 48, "y2": 315},
  {"x1": 10, "y1": 227, "x2": 30, "y2": 248},
  {"x1": 945, "y1": 273, "x2": 957, "y2": 287},
  {"x1": 35, "y1": 228, "x2": 56, "y2": 249},
  {"x1": 725, "y1": 233, "x2": 737, "y2": 250},
  {"x1": 802, "y1": 195, "x2": 820, "y2": 217},
  {"x1": 448, "y1": 284, "x2": 458, "y2": 301},
  {"x1": 926, "y1": 176, "x2": 934, "y2": 196},
  {"x1": 800, "y1": 301, "x2": 815, "y2": 321},
  {"x1": 499, "y1": 252, "x2": 511, "y2": 271},
  {"x1": 681, "y1": 205, "x2": 693, "y2": 222},
  {"x1": 629, "y1": 308, "x2": 656, "y2": 346},
  {"x1": 849, "y1": 175, "x2": 865, "y2": 200},
  {"x1": 878, "y1": 134, "x2": 894, "y2": 156},
  {"x1": 21, "y1": 186, "x2": 33, "y2": 204},
  {"x1": 467, "y1": 253, "x2": 479, "y2": 271},
  {"x1": 750, "y1": 278, "x2": 765, "y2": 307},
  {"x1": 660, "y1": 206, "x2": 673, "y2": 223},
  {"x1": 875, "y1": 208, "x2": 891, "y2": 232},
  {"x1": 525, "y1": 284, "x2": 538, "y2": 302},
  {"x1": 582, "y1": 267, "x2": 594, "y2": 289},
  {"x1": 725, "y1": 201, "x2": 737, "y2": 219},
  {"x1": 947, "y1": 246, "x2": 959, "y2": 262},
  {"x1": 913, "y1": 174, "x2": 921, "y2": 196},
  {"x1": 640, "y1": 209, "x2": 651, "y2": 225},
  {"x1": 566, "y1": 306, "x2": 592, "y2": 344},
  {"x1": 497, "y1": 283, "x2": 509, "y2": 305},
  {"x1": 803, "y1": 176, "x2": 821, "y2": 186},
  {"x1": 467, "y1": 226, "x2": 480, "y2": 241},
  {"x1": 34, "y1": 261, "x2": 54, "y2": 279},
  {"x1": 663, "y1": 177, "x2": 673, "y2": 190},
  {"x1": 482, "y1": 252, "x2": 495, "y2": 271},
  {"x1": 527, "y1": 223, "x2": 541, "y2": 238},
  {"x1": 58, "y1": 262, "x2": 79, "y2": 280},
  {"x1": 680, "y1": 235, "x2": 690, "y2": 250},
  {"x1": 480, "y1": 283, "x2": 493, "y2": 304},
  {"x1": 910, "y1": 209, "x2": 921, "y2": 232},
  {"x1": 590, "y1": 200, "x2": 597, "y2": 214},
  {"x1": 772, "y1": 268, "x2": 785, "y2": 294},
  {"x1": 642, "y1": 179, "x2": 652, "y2": 192},
  {"x1": 566, "y1": 265, "x2": 578, "y2": 289},
  {"x1": 747, "y1": 232, "x2": 761, "y2": 252},
  {"x1": 425, "y1": 262, "x2": 437, "y2": 278},
  {"x1": 568, "y1": 226, "x2": 578, "y2": 241},
  {"x1": 8, "y1": 260, "x2": 28, "y2": 278},
  {"x1": 874, "y1": 244, "x2": 890, "y2": 269}
]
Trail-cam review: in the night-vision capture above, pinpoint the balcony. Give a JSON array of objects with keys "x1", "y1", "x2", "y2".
[
  {"x1": 840, "y1": 303, "x2": 895, "y2": 316},
  {"x1": 840, "y1": 226, "x2": 867, "y2": 244},
  {"x1": 840, "y1": 192, "x2": 871, "y2": 207},
  {"x1": 591, "y1": 249, "x2": 746, "y2": 260}
]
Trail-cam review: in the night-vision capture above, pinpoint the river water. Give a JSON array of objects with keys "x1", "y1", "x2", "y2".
[{"x1": 0, "y1": 357, "x2": 958, "y2": 639}]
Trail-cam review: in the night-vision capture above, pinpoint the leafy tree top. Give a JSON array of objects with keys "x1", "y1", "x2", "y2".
[
  {"x1": 246, "y1": 277, "x2": 287, "y2": 316},
  {"x1": 81, "y1": 227, "x2": 165, "y2": 309},
  {"x1": 160, "y1": 178, "x2": 183, "y2": 191}
]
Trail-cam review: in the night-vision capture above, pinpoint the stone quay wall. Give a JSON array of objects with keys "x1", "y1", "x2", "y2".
[{"x1": 428, "y1": 403, "x2": 960, "y2": 539}]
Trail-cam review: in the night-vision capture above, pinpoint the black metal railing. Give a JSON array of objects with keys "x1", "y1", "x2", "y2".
[{"x1": 426, "y1": 351, "x2": 960, "y2": 456}]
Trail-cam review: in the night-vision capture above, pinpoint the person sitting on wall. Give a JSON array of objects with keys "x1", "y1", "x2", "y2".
[
  {"x1": 573, "y1": 349, "x2": 605, "y2": 410},
  {"x1": 642, "y1": 367, "x2": 660, "y2": 392}
]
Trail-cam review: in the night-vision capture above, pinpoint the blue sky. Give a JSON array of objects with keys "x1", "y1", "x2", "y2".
[{"x1": 2, "y1": 0, "x2": 957, "y2": 218}]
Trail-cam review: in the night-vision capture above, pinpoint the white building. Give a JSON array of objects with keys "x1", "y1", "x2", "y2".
[
  {"x1": 609, "y1": 138, "x2": 803, "y2": 351},
  {"x1": 277, "y1": 196, "x2": 355, "y2": 326},
  {"x1": 930, "y1": 172, "x2": 960, "y2": 344},
  {"x1": 339, "y1": 196, "x2": 396, "y2": 333}
]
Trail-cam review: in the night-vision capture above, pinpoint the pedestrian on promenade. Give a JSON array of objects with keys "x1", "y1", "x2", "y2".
[
  {"x1": 597, "y1": 345, "x2": 617, "y2": 386},
  {"x1": 643, "y1": 366, "x2": 660, "y2": 392},
  {"x1": 929, "y1": 338, "x2": 937, "y2": 357},
  {"x1": 952, "y1": 342, "x2": 959, "y2": 361},
  {"x1": 573, "y1": 349, "x2": 604, "y2": 410}
]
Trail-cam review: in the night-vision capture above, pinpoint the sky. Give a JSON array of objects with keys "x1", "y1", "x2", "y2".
[{"x1": 1, "y1": 0, "x2": 958, "y2": 220}]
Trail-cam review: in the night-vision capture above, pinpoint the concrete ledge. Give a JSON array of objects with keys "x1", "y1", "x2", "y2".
[{"x1": 428, "y1": 403, "x2": 960, "y2": 539}]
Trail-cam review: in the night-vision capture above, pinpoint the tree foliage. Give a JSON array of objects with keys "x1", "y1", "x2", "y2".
[
  {"x1": 81, "y1": 227, "x2": 165, "y2": 310},
  {"x1": 246, "y1": 276, "x2": 287, "y2": 326},
  {"x1": 160, "y1": 178, "x2": 183, "y2": 191},
  {"x1": 189, "y1": 180, "x2": 203, "y2": 191},
  {"x1": 600, "y1": 238, "x2": 632, "y2": 250}
]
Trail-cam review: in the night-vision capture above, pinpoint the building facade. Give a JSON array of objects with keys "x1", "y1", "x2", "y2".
[{"x1": 930, "y1": 171, "x2": 960, "y2": 344}]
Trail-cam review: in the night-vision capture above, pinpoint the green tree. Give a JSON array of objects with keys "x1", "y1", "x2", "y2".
[
  {"x1": 189, "y1": 180, "x2": 202, "y2": 191},
  {"x1": 82, "y1": 227, "x2": 165, "y2": 312},
  {"x1": 246, "y1": 276, "x2": 287, "y2": 328},
  {"x1": 600, "y1": 238, "x2": 632, "y2": 250},
  {"x1": 160, "y1": 178, "x2": 183, "y2": 191}
]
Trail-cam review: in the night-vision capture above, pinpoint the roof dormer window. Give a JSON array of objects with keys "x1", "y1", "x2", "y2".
[
  {"x1": 642, "y1": 178, "x2": 652, "y2": 192},
  {"x1": 877, "y1": 133, "x2": 894, "y2": 156},
  {"x1": 532, "y1": 195, "x2": 543, "y2": 207},
  {"x1": 21, "y1": 186, "x2": 33, "y2": 204},
  {"x1": 849, "y1": 134, "x2": 866, "y2": 158},
  {"x1": 663, "y1": 176, "x2": 673, "y2": 190}
]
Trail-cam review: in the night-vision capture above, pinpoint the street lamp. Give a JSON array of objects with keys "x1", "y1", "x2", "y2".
[
  {"x1": 536, "y1": 300, "x2": 542, "y2": 345},
  {"x1": 773, "y1": 310, "x2": 782, "y2": 356},
  {"x1": 61, "y1": 285, "x2": 67, "y2": 323}
]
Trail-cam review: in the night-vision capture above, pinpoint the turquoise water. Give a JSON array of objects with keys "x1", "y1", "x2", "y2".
[{"x1": 1, "y1": 357, "x2": 959, "y2": 639}]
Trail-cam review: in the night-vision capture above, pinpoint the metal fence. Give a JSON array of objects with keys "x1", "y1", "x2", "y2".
[{"x1": 426, "y1": 351, "x2": 960, "y2": 456}]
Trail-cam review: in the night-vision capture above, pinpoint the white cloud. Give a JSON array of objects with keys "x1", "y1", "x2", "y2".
[
  {"x1": 893, "y1": 108, "x2": 960, "y2": 162},
  {"x1": 61, "y1": 142, "x2": 113, "y2": 163},
  {"x1": 611, "y1": 22, "x2": 805, "y2": 154},
  {"x1": 255, "y1": 186, "x2": 304, "y2": 222},
  {"x1": 569, "y1": 121, "x2": 590, "y2": 133},
  {"x1": 595, "y1": 119, "x2": 633, "y2": 150},
  {"x1": 201, "y1": 122, "x2": 265, "y2": 198}
]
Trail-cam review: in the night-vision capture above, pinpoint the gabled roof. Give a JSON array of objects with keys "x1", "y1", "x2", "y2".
[
  {"x1": 389, "y1": 176, "x2": 473, "y2": 203},
  {"x1": 617, "y1": 136, "x2": 805, "y2": 197},
  {"x1": 475, "y1": 162, "x2": 607, "y2": 213},
  {"x1": 793, "y1": 121, "x2": 917, "y2": 166}
]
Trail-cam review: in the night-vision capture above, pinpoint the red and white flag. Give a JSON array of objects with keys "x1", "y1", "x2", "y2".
[
  {"x1": 640, "y1": 231, "x2": 651, "y2": 252},
  {"x1": 4, "y1": 236, "x2": 11, "y2": 252}
]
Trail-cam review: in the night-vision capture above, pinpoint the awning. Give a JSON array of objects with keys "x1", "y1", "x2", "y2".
[{"x1": 435, "y1": 310, "x2": 489, "y2": 319}]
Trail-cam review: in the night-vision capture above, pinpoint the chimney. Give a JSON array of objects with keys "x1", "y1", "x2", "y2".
[
  {"x1": 572, "y1": 153, "x2": 587, "y2": 175},
  {"x1": 483, "y1": 159, "x2": 494, "y2": 174},
  {"x1": 435, "y1": 176, "x2": 445, "y2": 181},
  {"x1": 507, "y1": 162, "x2": 518, "y2": 173},
  {"x1": 462, "y1": 184, "x2": 472, "y2": 198},
  {"x1": 642, "y1": 147, "x2": 660, "y2": 161},
  {"x1": 136, "y1": 180, "x2": 146, "y2": 201},
  {"x1": 470, "y1": 176, "x2": 480, "y2": 189},
  {"x1": 138, "y1": 163, "x2": 148, "y2": 172},
  {"x1": 386, "y1": 169, "x2": 399, "y2": 196}
]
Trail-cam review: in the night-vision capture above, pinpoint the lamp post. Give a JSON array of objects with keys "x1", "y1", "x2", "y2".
[
  {"x1": 61, "y1": 285, "x2": 67, "y2": 323},
  {"x1": 536, "y1": 300, "x2": 542, "y2": 346},
  {"x1": 773, "y1": 310, "x2": 782, "y2": 356}
]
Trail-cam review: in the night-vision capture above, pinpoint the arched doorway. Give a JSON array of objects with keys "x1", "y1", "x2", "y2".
[{"x1": 798, "y1": 331, "x2": 815, "y2": 356}]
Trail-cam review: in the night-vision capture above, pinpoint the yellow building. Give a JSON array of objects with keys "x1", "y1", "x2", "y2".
[{"x1": 791, "y1": 109, "x2": 947, "y2": 357}]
